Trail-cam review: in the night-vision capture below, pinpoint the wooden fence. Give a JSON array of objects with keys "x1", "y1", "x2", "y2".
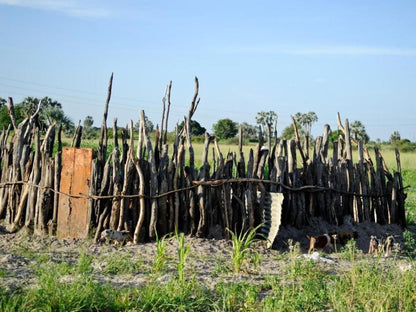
[{"x1": 0, "y1": 75, "x2": 407, "y2": 246}]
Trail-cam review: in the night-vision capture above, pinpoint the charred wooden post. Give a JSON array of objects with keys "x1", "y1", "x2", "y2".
[
  {"x1": 35, "y1": 124, "x2": 56, "y2": 235},
  {"x1": 23, "y1": 129, "x2": 41, "y2": 230},
  {"x1": 358, "y1": 141, "x2": 371, "y2": 222},
  {"x1": 49, "y1": 126, "x2": 62, "y2": 235},
  {"x1": 291, "y1": 115, "x2": 308, "y2": 171},
  {"x1": 98, "y1": 73, "x2": 113, "y2": 165},
  {"x1": 71, "y1": 120, "x2": 82, "y2": 148},
  {"x1": 286, "y1": 140, "x2": 297, "y2": 225},
  {"x1": 213, "y1": 137, "x2": 230, "y2": 236},
  {"x1": 160, "y1": 81, "x2": 172, "y2": 147},
  {"x1": 246, "y1": 149, "x2": 255, "y2": 229},
  {"x1": 237, "y1": 127, "x2": 248, "y2": 231},
  {"x1": 252, "y1": 127, "x2": 263, "y2": 178},
  {"x1": 109, "y1": 119, "x2": 122, "y2": 230},
  {"x1": 92, "y1": 73, "x2": 113, "y2": 228},
  {"x1": 374, "y1": 146, "x2": 387, "y2": 224},
  {"x1": 394, "y1": 148, "x2": 406, "y2": 226},
  {"x1": 133, "y1": 157, "x2": 147, "y2": 243},
  {"x1": 157, "y1": 143, "x2": 169, "y2": 235},
  {"x1": 256, "y1": 146, "x2": 269, "y2": 180},
  {"x1": 94, "y1": 153, "x2": 113, "y2": 243},
  {"x1": 196, "y1": 133, "x2": 212, "y2": 237},
  {"x1": 343, "y1": 119, "x2": 354, "y2": 219},
  {"x1": 7, "y1": 97, "x2": 17, "y2": 131},
  {"x1": 118, "y1": 122, "x2": 136, "y2": 232},
  {"x1": 7, "y1": 96, "x2": 40, "y2": 225},
  {"x1": 139, "y1": 110, "x2": 159, "y2": 239}
]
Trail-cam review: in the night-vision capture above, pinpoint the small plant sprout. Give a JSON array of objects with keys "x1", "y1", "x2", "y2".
[
  {"x1": 175, "y1": 230, "x2": 191, "y2": 283},
  {"x1": 226, "y1": 224, "x2": 264, "y2": 273},
  {"x1": 153, "y1": 231, "x2": 171, "y2": 273}
]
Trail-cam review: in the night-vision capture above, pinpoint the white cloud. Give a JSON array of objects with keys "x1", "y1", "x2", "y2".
[{"x1": 0, "y1": 0, "x2": 111, "y2": 18}]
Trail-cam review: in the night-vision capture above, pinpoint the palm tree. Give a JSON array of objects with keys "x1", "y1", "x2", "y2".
[
  {"x1": 256, "y1": 111, "x2": 277, "y2": 150},
  {"x1": 294, "y1": 111, "x2": 318, "y2": 157},
  {"x1": 350, "y1": 120, "x2": 369, "y2": 143}
]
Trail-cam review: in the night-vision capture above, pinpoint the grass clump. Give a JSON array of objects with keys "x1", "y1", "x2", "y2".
[
  {"x1": 214, "y1": 281, "x2": 261, "y2": 311},
  {"x1": 130, "y1": 278, "x2": 211, "y2": 311},
  {"x1": 328, "y1": 259, "x2": 416, "y2": 311},
  {"x1": 175, "y1": 230, "x2": 191, "y2": 283},
  {"x1": 103, "y1": 254, "x2": 145, "y2": 275},
  {"x1": 153, "y1": 232, "x2": 171, "y2": 273},
  {"x1": 227, "y1": 224, "x2": 263, "y2": 273},
  {"x1": 76, "y1": 252, "x2": 93, "y2": 275}
]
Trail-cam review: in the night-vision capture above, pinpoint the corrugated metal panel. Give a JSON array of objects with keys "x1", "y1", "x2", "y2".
[{"x1": 259, "y1": 191, "x2": 284, "y2": 248}]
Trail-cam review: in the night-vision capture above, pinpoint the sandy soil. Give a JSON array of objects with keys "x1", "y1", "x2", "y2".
[{"x1": 0, "y1": 219, "x2": 411, "y2": 294}]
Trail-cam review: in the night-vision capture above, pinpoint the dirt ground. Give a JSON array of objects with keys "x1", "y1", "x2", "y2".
[{"x1": 0, "y1": 219, "x2": 411, "y2": 294}]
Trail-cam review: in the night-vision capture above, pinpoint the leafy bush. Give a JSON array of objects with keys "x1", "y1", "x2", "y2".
[{"x1": 395, "y1": 139, "x2": 416, "y2": 152}]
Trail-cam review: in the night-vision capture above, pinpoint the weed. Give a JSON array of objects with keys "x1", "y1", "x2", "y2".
[
  {"x1": 130, "y1": 278, "x2": 211, "y2": 311},
  {"x1": 103, "y1": 254, "x2": 144, "y2": 275},
  {"x1": 403, "y1": 229, "x2": 416, "y2": 257},
  {"x1": 214, "y1": 281, "x2": 261, "y2": 311},
  {"x1": 211, "y1": 255, "x2": 232, "y2": 276},
  {"x1": 339, "y1": 239, "x2": 360, "y2": 261},
  {"x1": 0, "y1": 268, "x2": 7, "y2": 278},
  {"x1": 76, "y1": 252, "x2": 93, "y2": 275}
]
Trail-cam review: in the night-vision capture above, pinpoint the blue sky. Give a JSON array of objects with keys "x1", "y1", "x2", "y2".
[{"x1": 0, "y1": 0, "x2": 415, "y2": 141}]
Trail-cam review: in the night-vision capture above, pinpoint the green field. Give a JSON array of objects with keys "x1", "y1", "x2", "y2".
[{"x1": 1, "y1": 228, "x2": 416, "y2": 311}]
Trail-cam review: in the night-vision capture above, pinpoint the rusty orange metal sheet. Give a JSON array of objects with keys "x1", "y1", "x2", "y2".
[{"x1": 57, "y1": 147, "x2": 93, "y2": 238}]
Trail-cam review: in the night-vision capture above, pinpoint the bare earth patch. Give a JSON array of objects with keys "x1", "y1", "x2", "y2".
[{"x1": 0, "y1": 220, "x2": 411, "y2": 294}]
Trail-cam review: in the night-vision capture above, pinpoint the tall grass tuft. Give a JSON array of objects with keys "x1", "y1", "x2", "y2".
[
  {"x1": 175, "y1": 230, "x2": 191, "y2": 283},
  {"x1": 154, "y1": 232, "x2": 171, "y2": 273},
  {"x1": 227, "y1": 224, "x2": 263, "y2": 273}
]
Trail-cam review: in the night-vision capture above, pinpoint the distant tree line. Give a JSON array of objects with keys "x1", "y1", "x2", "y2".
[
  {"x1": 1, "y1": 96, "x2": 413, "y2": 150},
  {"x1": 0, "y1": 96, "x2": 74, "y2": 135}
]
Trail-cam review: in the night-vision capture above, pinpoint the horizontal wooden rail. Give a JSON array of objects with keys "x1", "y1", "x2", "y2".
[{"x1": 0, "y1": 178, "x2": 406, "y2": 200}]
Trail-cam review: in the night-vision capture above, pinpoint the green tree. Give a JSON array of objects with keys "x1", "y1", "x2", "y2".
[
  {"x1": 329, "y1": 129, "x2": 344, "y2": 143},
  {"x1": 83, "y1": 115, "x2": 94, "y2": 128},
  {"x1": 134, "y1": 115, "x2": 155, "y2": 134},
  {"x1": 239, "y1": 122, "x2": 258, "y2": 141},
  {"x1": 395, "y1": 139, "x2": 416, "y2": 152},
  {"x1": 255, "y1": 111, "x2": 277, "y2": 137},
  {"x1": 20, "y1": 96, "x2": 74, "y2": 132},
  {"x1": 0, "y1": 97, "x2": 6, "y2": 107},
  {"x1": 177, "y1": 120, "x2": 206, "y2": 136},
  {"x1": 293, "y1": 111, "x2": 318, "y2": 155},
  {"x1": 256, "y1": 111, "x2": 278, "y2": 149},
  {"x1": 280, "y1": 120, "x2": 306, "y2": 141},
  {"x1": 213, "y1": 118, "x2": 238, "y2": 140},
  {"x1": 280, "y1": 125, "x2": 295, "y2": 140},
  {"x1": 350, "y1": 120, "x2": 369, "y2": 143},
  {"x1": 0, "y1": 102, "x2": 24, "y2": 129},
  {"x1": 82, "y1": 115, "x2": 97, "y2": 139},
  {"x1": 294, "y1": 111, "x2": 318, "y2": 138},
  {"x1": 389, "y1": 131, "x2": 401, "y2": 144}
]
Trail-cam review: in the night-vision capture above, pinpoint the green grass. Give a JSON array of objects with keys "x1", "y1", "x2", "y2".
[
  {"x1": 103, "y1": 254, "x2": 145, "y2": 275},
  {"x1": 175, "y1": 230, "x2": 192, "y2": 283},
  {"x1": 2, "y1": 240, "x2": 416, "y2": 311},
  {"x1": 153, "y1": 232, "x2": 171, "y2": 273},
  {"x1": 227, "y1": 224, "x2": 263, "y2": 274}
]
